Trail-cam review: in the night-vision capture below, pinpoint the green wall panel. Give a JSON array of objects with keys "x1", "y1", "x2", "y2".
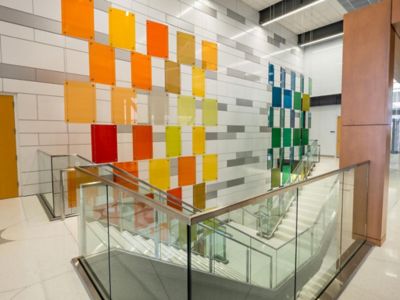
[
  {"x1": 272, "y1": 128, "x2": 281, "y2": 148},
  {"x1": 283, "y1": 128, "x2": 292, "y2": 147}
]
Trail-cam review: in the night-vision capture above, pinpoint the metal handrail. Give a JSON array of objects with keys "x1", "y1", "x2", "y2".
[{"x1": 189, "y1": 160, "x2": 370, "y2": 224}]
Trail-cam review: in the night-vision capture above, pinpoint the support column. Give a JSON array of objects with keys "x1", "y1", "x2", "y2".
[{"x1": 340, "y1": 0, "x2": 395, "y2": 246}]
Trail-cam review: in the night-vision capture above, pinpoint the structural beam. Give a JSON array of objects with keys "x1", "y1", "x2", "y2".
[
  {"x1": 340, "y1": 0, "x2": 395, "y2": 246},
  {"x1": 298, "y1": 21, "x2": 343, "y2": 46},
  {"x1": 259, "y1": 0, "x2": 317, "y2": 25}
]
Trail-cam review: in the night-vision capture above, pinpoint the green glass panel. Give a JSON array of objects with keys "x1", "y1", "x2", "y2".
[
  {"x1": 302, "y1": 128, "x2": 309, "y2": 145},
  {"x1": 282, "y1": 164, "x2": 291, "y2": 185},
  {"x1": 283, "y1": 128, "x2": 292, "y2": 147},
  {"x1": 294, "y1": 92, "x2": 302, "y2": 110},
  {"x1": 293, "y1": 128, "x2": 301, "y2": 146},
  {"x1": 271, "y1": 168, "x2": 281, "y2": 188},
  {"x1": 272, "y1": 128, "x2": 281, "y2": 148}
]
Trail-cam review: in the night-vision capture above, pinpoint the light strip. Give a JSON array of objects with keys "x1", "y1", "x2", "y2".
[
  {"x1": 299, "y1": 32, "x2": 344, "y2": 48},
  {"x1": 262, "y1": 46, "x2": 298, "y2": 58},
  {"x1": 261, "y1": 0, "x2": 328, "y2": 26}
]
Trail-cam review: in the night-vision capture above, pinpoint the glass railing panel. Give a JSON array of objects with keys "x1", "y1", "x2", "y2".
[
  {"x1": 296, "y1": 173, "x2": 342, "y2": 299},
  {"x1": 340, "y1": 163, "x2": 368, "y2": 267},
  {"x1": 250, "y1": 239, "x2": 273, "y2": 288},
  {"x1": 38, "y1": 150, "x2": 54, "y2": 213},
  {"x1": 77, "y1": 167, "x2": 190, "y2": 300},
  {"x1": 276, "y1": 237, "x2": 296, "y2": 295},
  {"x1": 78, "y1": 179, "x2": 111, "y2": 299}
]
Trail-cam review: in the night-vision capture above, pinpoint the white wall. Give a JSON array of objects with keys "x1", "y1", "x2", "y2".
[
  {"x1": 304, "y1": 37, "x2": 343, "y2": 156},
  {"x1": 310, "y1": 105, "x2": 341, "y2": 156},
  {"x1": 0, "y1": 0, "x2": 307, "y2": 207},
  {"x1": 304, "y1": 37, "x2": 343, "y2": 97}
]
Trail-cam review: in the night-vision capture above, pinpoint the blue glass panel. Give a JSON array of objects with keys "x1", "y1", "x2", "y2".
[
  {"x1": 280, "y1": 67, "x2": 285, "y2": 89},
  {"x1": 268, "y1": 63, "x2": 274, "y2": 85},
  {"x1": 284, "y1": 89, "x2": 292, "y2": 109},
  {"x1": 272, "y1": 87, "x2": 282, "y2": 107},
  {"x1": 291, "y1": 71, "x2": 296, "y2": 90}
]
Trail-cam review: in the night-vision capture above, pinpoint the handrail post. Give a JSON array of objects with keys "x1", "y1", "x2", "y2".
[
  {"x1": 208, "y1": 234, "x2": 213, "y2": 273},
  {"x1": 246, "y1": 247, "x2": 250, "y2": 283},
  {"x1": 60, "y1": 170, "x2": 66, "y2": 221},
  {"x1": 155, "y1": 210, "x2": 160, "y2": 259}
]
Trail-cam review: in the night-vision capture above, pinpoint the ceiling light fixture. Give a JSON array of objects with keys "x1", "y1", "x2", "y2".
[
  {"x1": 261, "y1": 0, "x2": 328, "y2": 27},
  {"x1": 299, "y1": 32, "x2": 344, "y2": 48}
]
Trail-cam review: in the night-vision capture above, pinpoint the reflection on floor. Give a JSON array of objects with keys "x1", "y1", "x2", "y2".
[
  {"x1": 339, "y1": 161, "x2": 400, "y2": 300},
  {"x1": 0, "y1": 196, "x2": 89, "y2": 300}
]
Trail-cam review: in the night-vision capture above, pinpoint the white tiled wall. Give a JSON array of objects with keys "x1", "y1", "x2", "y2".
[{"x1": 0, "y1": 0, "x2": 305, "y2": 205}]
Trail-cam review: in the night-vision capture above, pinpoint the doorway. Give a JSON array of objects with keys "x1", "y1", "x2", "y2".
[{"x1": 0, "y1": 95, "x2": 18, "y2": 199}]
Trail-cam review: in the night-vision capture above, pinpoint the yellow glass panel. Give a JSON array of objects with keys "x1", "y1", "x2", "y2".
[
  {"x1": 64, "y1": 81, "x2": 96, "y2": 123},
  {"x1": 202, "y1": 41, "x2": 218, "y2": 71},
  {"x1": 203, "y1": 154, "x2": 218, "y2": 181},
  {"x1": 177, "y1": 32, "x2": 195, "y2": 65},
  {"x1": 192, "y1": 67, "x2": 205, "y2": 97},
  {"x1": 203, "y1": 98, "x2": 218, "y2": 126},
  {"x1": 166, "y1": 126, "x2": 181, "y2": 157},
  {"x1": 149, "y1": 159, "x2": 170, "y2": 190},
  {"x1": 111, "y1": 87, "x2": 136, "y2": 125},
  {"x1": 302, "y1": 94, "x2": 310, "y2": 112},
  {"x1": 165, "y1": 60, "x2": 181, "y2": 94},
  {"x1": 178, "y1": 95, "x2": 195, "y2": 125},
  {"x1": 193, "y1": 183, "x2": 206, "y2": 209},
  {"x1": 109, "y1": 7, "x2": 135, "y2": 50},
  {"x1": 193, "y1": 126, "x2": 205, "y2": 155}
]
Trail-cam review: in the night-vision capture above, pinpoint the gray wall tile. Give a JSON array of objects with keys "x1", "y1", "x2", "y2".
[
  {"x1": 245, "y1": 52, "x2": 261, "y2": 64},
  {"x1": 236, "y1": 151, "x2": 252, "y2": 158},
  {"x1": 236, "y1": 98, "x2": 253, "y2": 107},
  {"x1": 218, "y1": 103, "x2": 228, "y2": 111},
  {"x1": 227, "y1": 177, "x2": 245, "y2": 188},
  {"x1": 236, "y1": 42, "x2": 254, "y2": 55},
  {"x1": 227, "y1": 125, "x2": 245, "y2": 133},
  {"x1": 227, "y1": 9, "x2": 245, "y2": 24},
  {"x1": 117, "y1": 125, "x2": 132, "y2": 133}
]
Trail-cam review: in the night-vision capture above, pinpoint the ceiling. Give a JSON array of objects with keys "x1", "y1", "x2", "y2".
[{"x1": 243, "y1": 0, "x2": 378, "y2": 35}]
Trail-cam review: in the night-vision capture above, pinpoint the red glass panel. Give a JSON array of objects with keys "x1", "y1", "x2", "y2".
[{"x1": 91, "y1": 124, "x2": 118, "y2": 163}]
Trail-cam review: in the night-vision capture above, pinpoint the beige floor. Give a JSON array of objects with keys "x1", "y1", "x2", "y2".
[{"x1": 339, "y1": 158, "x2": 400, "y2": 300}]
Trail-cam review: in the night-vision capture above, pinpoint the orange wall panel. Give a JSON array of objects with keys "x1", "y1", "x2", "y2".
[
  {"x1": 89, "y1": 42, "x2": 116, "y2": 85},
  {"x1": 61, "y1": 0, "x2": 94, "y2": 40},
  {"x1": 202, "y1": 41, "x2": 218, "y2": 71},
  {"x1": 147, "y1": 20, "x2": 168, "y2": 58},
  {"x1": 132, "y1": 125, "x2": 153, "y2": 160},
  {"x1": 131, "y1": 52, "x2": 152, "y2": 90},
  {"x1": 178, "y1": 156, "x2": 196, "y2": 186}
]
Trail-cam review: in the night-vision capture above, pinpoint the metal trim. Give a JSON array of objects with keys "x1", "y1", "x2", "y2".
[
  {"x1": 71, "y1": 257, "x2": 104, "y2": 300},
  {"x1": 189, "y1": 161, "x2": 370, "y2": 224}
]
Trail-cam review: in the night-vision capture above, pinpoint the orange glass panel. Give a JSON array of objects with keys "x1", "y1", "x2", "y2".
[
  {"x1": 61, "y1": 0, "x2": 94, "y2": 40},
  {"x1": 193, "y1": 183, "x2": 206, "y2": 209},
  {"x1": 167, "y1": 187, "x2": 182, "y2": 211},
  {"x1": 109, "y1": 7, "x2": 135, "y2": 50},
  {"x1": 132, "y1": 125, "x2": 153, "y2": 160},
  {"x1": 165, "y1": 60, "x2": 181, "y2": 94},
  {"x1": 202, "y1": 41, "x2": 218, "y2": 71},
  {"x1": 67, "y1": 167, "x2": 99, "y2": 208},
  {"x1": 193, "y1": 126, "x2": 205, "y2": 154},
  {"x1": 131, "y1": 52, "x2": 152, "y2": 90},
  {"x1": 113, "y1": 161, "x2": 138, "y2": 191},
  {"x1": 64, "y1": 81, "x2": 96, "y2": 123},
  {"x1": 177, "y1": 32, "x2": 195, "y2": 65},
  {"x1": 192, "y1": 67, "x2": 205, "y2": 97},
  {"x1": 89, "y1": 42, "x2": 116, "y2": 85},
  {"x1": 147, "y1": 20, "x2": 168, "y2": 58},
  {"x1": 111, "y1": 87, "x2": 136, "y2": 125},
  {"x1": 178, "y1": 156, "x2": 196, "y2": 186}
]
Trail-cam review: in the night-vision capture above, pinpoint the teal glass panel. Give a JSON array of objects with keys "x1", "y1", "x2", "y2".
[
  {"x1": 283, "y1": 128, "x2": 292, "y2": 147},
  {"x1": 272, "y1": 128, "x2": 281, "y2": 148},
  {"x1": 272, "y1": 87, "x2": 282, "y2": 107},
  {"x1": 268, "y1": 63, "x2": 274, "y2": 85},
  {"x1": 294, "y1": 92, "x2": 302, "y2": 110},
  {"x1": 284, "y1": 90, "x2": 292, "y2": 109},
  {"x1": 267, "y1": 148, "x2": 273, "y2": 169},
  {"x1": 293, "y1": 128, "x2": 301, "y2": 146},
  {"x1": 268, "y1": 106, "x2": 273, "y2": 128},
  {"x1": 280, "y1": 109, "x2": 285, "y2": 128}
]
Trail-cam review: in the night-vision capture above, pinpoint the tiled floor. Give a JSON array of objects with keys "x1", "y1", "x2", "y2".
[
  {"x1": 0, "y1": 196, "x2": 89, "y2": 300},
  {"x1": 339, "y1": 160, "x2": 400, "y2": 300}
]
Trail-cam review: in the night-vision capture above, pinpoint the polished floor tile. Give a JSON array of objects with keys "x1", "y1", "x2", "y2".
[
  {"x1": 0, "y1": 196, "x2": 89, "y2": 300},
  {"x1": 339, "y1": 159, "x2": 400, "y2": 300}
]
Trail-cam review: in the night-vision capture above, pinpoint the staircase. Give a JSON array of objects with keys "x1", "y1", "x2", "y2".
[{"x1": 85, "y1": 220, "x2": 245, "y2": 282}]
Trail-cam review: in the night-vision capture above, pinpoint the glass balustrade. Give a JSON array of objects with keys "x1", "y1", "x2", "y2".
[{"x1": 74, "y1": 160, "x2": 369, "y2": 300}]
